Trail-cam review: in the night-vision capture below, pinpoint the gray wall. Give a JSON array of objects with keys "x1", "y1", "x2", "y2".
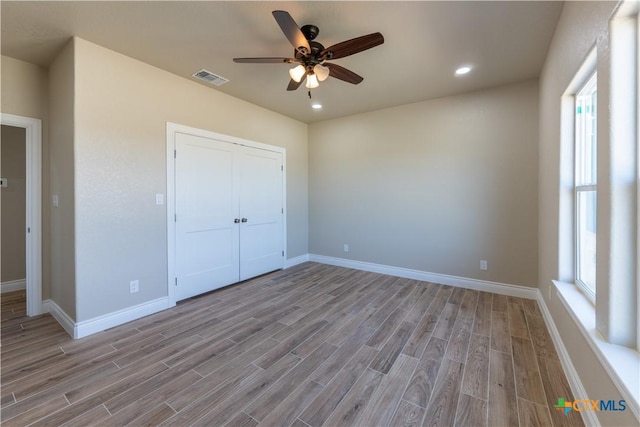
[
  {"x1": 72, "y1": 38, "x2": 308, "y2": 322},
  {"x1": 48, "y1": 39, "x2": 77, "y2": 319},
  {"x1": 309, "y1": 80, "x2": 539, "y2": 287},
  {"x1": 1, "y1": 56, "x2": 50, "y2": 298},
  {"x1": 1, "y1": 125, "x2": 26, "y2": 283}
]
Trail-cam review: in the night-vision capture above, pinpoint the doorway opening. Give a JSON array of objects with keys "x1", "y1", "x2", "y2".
[{"x1": 1, "y1": 114, "x2": 42, "y2": 316}]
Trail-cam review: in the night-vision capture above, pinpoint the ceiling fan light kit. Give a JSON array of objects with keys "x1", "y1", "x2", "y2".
[
  {"x1": 233, "y1": 10, "x2": 384, "y2": 91},
  {"x1": 305, "y1": 73, "x2": 320, "y2": 89},
  {"x1": 289, "y1": 64, "x2": 306, "y2": 82},
  {"x1": 314, "y1": 64, "x2": 330, "y2": 81}
]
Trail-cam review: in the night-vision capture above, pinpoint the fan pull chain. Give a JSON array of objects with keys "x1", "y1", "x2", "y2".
[{"x1": 308, "y1": 90, "x2": 312, "y2": 99}]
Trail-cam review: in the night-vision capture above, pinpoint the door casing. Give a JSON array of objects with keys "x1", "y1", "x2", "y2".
[{"x1": 1, "y1": 113, "x2": 42, "y2": 316}]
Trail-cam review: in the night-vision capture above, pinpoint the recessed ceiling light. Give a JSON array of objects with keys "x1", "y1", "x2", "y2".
[
  {"x1": 312, "y1": 103, "x2": 322, "y2": 109},
  {"x1": 455, "y1": 66, "x2": 472, "y2": 75}
]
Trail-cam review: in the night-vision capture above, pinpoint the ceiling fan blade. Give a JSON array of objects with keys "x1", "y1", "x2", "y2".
[
  {"x1": 272, "y1": 10, "x2": 311, "y2": 55},
  {"x1": 233, "y1": 57, "x2": 296, "y2": 63},
  {"x1": 287, "y1": 78, "x2": 304, "y2": 91},
  {"x1": 320, "y1": 32, "x2": 384, "y2": 60},
  {"x1": 325, "y1": 63, "x2": 364, "y2": 84}
]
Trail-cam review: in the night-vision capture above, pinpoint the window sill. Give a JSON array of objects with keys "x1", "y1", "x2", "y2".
[{"x1": 552, "y1": 280, "x2": 640, "y2": 422}]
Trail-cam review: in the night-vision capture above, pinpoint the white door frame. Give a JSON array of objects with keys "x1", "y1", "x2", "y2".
[
  {"x1": 1, "y1": 113, "x2": 43, "y2": 316},
  {"x1": 166, "y1": 122, "x2": 286, "y2": 306}
]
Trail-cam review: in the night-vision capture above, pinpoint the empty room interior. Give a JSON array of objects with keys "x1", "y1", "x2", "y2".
[{"x1": 1, "y1": 1, "x2": 639, "y2": 426}]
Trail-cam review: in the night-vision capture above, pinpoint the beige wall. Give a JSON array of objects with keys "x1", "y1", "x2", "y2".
[
  {"x1": 309, "y1": 80, "x2": 539, "y2": 287},
  {"x1": 1, "y1": 125, "x2": 26, "y2": 283},
  {"x1": 72, "y1": 38, "x2": 308, "y2": 321},
  {"x1": 538, "y1": 1, "x2": 637, "y2": 426},
  {"x1": 48, "y1": 39, "x2": 76, "y2": 319},
  {"x1": 1, "y1": 56, "x2": 50, "y2": 298}
]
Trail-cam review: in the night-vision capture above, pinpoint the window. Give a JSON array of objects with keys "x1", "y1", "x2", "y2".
[
  {"x1": 554, "y1": 2, "x2": 640, "y2": 417},
  {"x1": 574, "y1": 72, "x2": 597, "y2": 299}
]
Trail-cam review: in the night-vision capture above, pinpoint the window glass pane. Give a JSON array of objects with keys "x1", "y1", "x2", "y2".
[
  {"x1": 577, "y1": 190, "x2": 597, "y2": 295},
  {"x1": 575, "y1": 71, "x2": 597, "y2": 299},
  {"x1": 576, "y1": 73, "x2": 597, "y2": 186}
]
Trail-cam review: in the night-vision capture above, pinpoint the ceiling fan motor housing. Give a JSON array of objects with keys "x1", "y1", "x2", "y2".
[
  {"x1": 301, "y1": 24, "x2": 319, "y2": 41},
  {"x1": 295, "y1": 41, "x2": 325, "y2": 60}
]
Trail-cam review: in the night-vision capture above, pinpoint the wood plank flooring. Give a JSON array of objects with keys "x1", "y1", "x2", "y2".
[{"x1": 1, "y1": 263, "x2": 583, "y2": 426}]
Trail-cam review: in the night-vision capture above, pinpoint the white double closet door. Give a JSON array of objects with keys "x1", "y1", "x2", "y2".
[{"x1": 175, "y1": 132, "x2": 284, "y2": 301}]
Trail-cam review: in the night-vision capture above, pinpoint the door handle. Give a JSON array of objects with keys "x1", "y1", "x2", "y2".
[
  {"x1": 234, "y1": 218, "x2": 240, "y2": 223},
  {"x1": 241, "y1": 218, "x2": 248, "y2": 223}
]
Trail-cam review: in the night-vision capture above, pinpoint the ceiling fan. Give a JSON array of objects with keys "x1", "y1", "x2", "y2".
[{"x1": 233, "y1": 10, "x2": 384, "y2": 91}]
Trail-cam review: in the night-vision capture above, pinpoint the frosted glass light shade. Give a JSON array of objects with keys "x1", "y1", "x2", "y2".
[
  {"x1": 314, "y1": 64, "x2": 330, "y2": 81},
  {"x1": 289, "y1": 65, "x2": 306, "y2": 82},
  {"x1": 305, "y1": 73, "x2": 319, "y2": 89}
]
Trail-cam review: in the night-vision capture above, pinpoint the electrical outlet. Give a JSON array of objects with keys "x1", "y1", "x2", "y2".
[
  {"x1": 343, "y1": 244, "x2": 349, "y2": 252},
  {"x1": 480, "y1": 260, "x2": 488, "y2": 271},
  {"x1": 130, "y1": 280, "x2": 139, "y2": 294}
]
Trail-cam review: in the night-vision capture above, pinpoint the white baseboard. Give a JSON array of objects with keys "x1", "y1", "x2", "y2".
[
  {"x1": 75, "y1": 297, "x2": 172, "y2": 339},
  {"x1": 43, "y1": 297, "x2": 173, "y2": 339},
  {"x1": 42, "y1": 299, "x2": 76, "y2": 338},
  {"x1": 309, "y1": 254, "x2": 539, "y2": 299},
  {"x1": 285, "y1": 254, "x2": 310, "y2": 268},
  {"x1": 535, "y1": 291, "x2": 599, "y2": 427},
  {"x1": 1, "y1": 279, "x2": 26, "y2": 293}
]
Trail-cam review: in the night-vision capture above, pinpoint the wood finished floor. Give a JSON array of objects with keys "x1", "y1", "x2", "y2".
[{"x1": 1, "y1": 263, "x2": 584, "y2": 426}]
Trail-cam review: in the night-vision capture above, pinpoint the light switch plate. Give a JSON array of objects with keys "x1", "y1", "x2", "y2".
[{"x1": 156, "y1": 193, "x2": 164, "y2": 205}]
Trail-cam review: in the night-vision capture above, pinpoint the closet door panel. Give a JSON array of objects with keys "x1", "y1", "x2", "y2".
[
  {"x1": 175, "y1": 133, "x2": 240, "y2": 300},
  {"x1": 238, "y1": 147, "x2": 284, "y2": 280}
]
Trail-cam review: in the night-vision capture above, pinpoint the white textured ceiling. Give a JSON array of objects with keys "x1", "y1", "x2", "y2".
[{"x1": 1, "y1": 1, "x2": 564, "y2": 123}]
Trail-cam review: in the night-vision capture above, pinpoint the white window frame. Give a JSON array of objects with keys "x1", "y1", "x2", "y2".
[{"x1": 574, "y1": 72, "x2": 598, "y2": 302}]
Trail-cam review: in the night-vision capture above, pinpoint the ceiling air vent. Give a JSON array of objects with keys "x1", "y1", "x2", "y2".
[{"x1": 192, "y1": 69, "x2": 229, "y2": 86}]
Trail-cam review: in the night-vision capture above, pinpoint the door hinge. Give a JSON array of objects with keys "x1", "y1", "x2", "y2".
[
  {"x1": 174, "y1": 149, "x2": 177, "y2": 159},
  {"x1": 282, "y1": 250, "x2": 284, "y2": 256},
  {"x1": 27, "y1": 227, "x2": 31, "y2": 233},
  {"x1": 281, "y1": 208, "x2": 283, "y2": 214},
  {"x1": 174, "y1": 214, "x2": 177, "y2": 222},
  {"x1": 175, "y1": 277, "x2": 178, "y2": 286},
  {"x1": 281, "y1": 165, "x2": 283, "y2": 172}
]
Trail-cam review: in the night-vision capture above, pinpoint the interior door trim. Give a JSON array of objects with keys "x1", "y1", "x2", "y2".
[
  {"x1": 166, "y1": 122, "x2": 286, "y2": 306},
  {"x1": 1, "y1": 113, "x2": 42, "y2": 316}
]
